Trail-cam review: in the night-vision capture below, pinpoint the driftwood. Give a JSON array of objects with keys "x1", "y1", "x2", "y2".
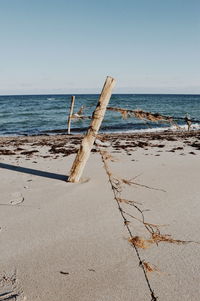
[
  {"x1": 72, "y1": 106, "x2": 85, "y2": 119},
  {"x1": 68, "y1": 101, "x2": 90, "y2": 134},
  {"x1": 67, "y1": 96, "x2": 75, "y2": 134},
  {"x1": 68, "y1": 76, "x2": 116, "y2": 183},
  {"x1": 70, "y1": 106, "x2": 92, "y2": 120},
  {"x1": 185, "y1": 115, "x2": 192, "y2": 131}
]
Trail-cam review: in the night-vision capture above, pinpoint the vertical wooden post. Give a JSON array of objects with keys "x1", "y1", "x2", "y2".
[
  {"x1": 67, "y1": 96, "x2": 75, "y2": 134},
  {"x1": 68, "y1": 76, "x2": 116, "y2": 183}
]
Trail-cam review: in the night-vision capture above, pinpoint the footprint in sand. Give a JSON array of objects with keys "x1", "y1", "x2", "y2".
[{"x1": 10, "y1": 193, "x2": 24, "y2": 206}]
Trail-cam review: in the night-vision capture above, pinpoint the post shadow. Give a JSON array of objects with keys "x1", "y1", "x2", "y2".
[{"x1": 0, "y1": 162, "x2": 68, "y2": 181}]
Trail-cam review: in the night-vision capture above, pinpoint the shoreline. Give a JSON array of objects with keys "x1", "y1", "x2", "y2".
[
  {"x1": 1, "y1": 128, "x2": 200, "y2": 139},
  {"x1": 1, "y1": 123, "x2": 200, "y2": 137}
]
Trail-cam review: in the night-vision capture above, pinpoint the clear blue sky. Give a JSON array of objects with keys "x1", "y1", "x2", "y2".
[{"x1": 0, "y1": 0, "x2": 199, "y2": 94}]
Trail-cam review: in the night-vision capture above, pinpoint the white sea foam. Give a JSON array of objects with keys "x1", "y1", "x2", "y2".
[{"x1": 103, "y1": 123, "x2": 200, "y2": 134}]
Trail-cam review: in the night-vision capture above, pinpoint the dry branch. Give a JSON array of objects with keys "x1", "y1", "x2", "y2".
[{"x1": 71, "y1": 106, "x2": 91, "y2": 120}]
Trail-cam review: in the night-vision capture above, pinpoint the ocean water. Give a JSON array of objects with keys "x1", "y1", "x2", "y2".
[{"x1": 0, "y1": 94, "x2": 200, "y2": 136}]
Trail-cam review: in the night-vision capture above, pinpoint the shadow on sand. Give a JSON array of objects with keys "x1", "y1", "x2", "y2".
[{"x1": 0, "y1": 162, "x2": 68, "y2": 181}]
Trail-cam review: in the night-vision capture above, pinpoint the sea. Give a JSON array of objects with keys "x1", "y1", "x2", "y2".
[{"x1": 0, "y1": 94, "x2": 200, "y2": 136}]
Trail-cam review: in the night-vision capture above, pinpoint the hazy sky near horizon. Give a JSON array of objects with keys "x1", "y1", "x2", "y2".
[{"x1": 0, "y1": 0, "x2": 200, "y2": 95}]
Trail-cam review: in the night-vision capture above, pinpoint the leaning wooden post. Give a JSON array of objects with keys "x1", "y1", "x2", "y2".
[
  {"x1": 67, "y1": 96, "x2": 75, "y2": 134},
  {"x1": 68, "y1": 76, "x2": 116, "y2": 183}
]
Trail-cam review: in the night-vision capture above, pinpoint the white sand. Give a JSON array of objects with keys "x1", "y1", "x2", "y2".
[{"x1": 0, "y1": 133, "x2": 200, "y2": 300}]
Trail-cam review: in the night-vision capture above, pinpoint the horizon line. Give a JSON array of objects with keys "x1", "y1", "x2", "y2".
[{"x1": 1, "y1": 92, "x2": 200, "y2": 97}]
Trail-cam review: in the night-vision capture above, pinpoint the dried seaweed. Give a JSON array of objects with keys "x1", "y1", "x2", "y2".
[
  {"x1": 129, "y1": 233, "x2": 196, "y2": 249},
  {"x1": 129, "y1": 236, "x2": 152, "y2": 249},
  {"x1": 120, "y1": 177, "x2": 166, "y2": 192},
  {"x1": 142, "y1": 261, "x2": 160, "y2": 274},
  {"x1": 116, "y1": 197, "x2": 142, "y2": 205},
  {"x1": 107, "y1": 106, "x2": 178, "y2": 127},
  {"x1": 151, "y1": 233, "x2": 193, "y2": 245},
  {"x1": 123, "y1": 210, "x2": 165, "y2": 233}
]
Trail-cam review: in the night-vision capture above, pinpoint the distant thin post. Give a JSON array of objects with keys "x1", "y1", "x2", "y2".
[{"x1": 67, "y1": 96, "x2": 75, "y2": 134}]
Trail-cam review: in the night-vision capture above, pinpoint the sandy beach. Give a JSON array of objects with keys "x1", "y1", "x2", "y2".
[{"x1": 0, "y1": 130, "x2": 200, "y2": 300}]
